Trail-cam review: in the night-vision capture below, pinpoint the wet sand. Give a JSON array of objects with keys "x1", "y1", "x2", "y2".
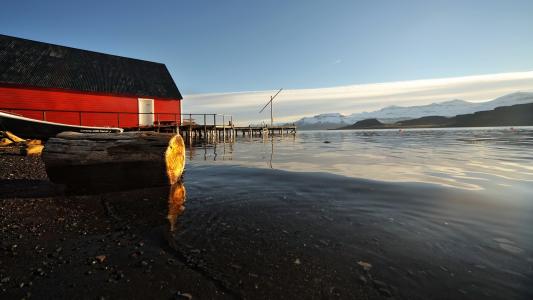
[{"x1": 1, "y1": 151, "x2": 532, "y2": 299}]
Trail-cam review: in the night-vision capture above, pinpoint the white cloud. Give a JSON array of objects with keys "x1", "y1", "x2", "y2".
[{"x1": 182, "y1": 71, "x2": 533, "y2": 125}]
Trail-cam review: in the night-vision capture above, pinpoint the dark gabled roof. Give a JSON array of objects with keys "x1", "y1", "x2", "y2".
[{"x1": 0, "y1": 34, "x2": 182, "y2": 99}]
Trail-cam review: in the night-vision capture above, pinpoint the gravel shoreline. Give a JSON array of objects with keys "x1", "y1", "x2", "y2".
[
  {"x1": 7, "y1": 149, "x2": 529, "y2": 299},
  {"x1": 1, "y1": 150, "x2": 390, "y2": 300},
  {"x1": 0, "y1": 152, "x2": 230, "y2": 299}
]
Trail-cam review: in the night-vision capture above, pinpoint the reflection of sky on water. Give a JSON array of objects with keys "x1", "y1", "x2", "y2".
[
  {"x1": 176, "y1": 129, "x2": 533, "y2": 299},
  {"x1": 185, "y1": 127, "x2": 533, "y2": 192}
]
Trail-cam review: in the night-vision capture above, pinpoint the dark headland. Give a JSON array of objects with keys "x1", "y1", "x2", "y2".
[{"x1": 338, "y1": 102, "x2": 533, "y2": 130}]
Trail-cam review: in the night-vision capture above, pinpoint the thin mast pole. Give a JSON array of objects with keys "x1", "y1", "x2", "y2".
[{"x1": 270, "y1": 96, "x2": 273, "y2": 127}]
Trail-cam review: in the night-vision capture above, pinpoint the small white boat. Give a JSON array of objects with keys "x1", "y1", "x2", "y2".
[{"x1": 0, "y1": 111, "x2": 123, "y2": 140}]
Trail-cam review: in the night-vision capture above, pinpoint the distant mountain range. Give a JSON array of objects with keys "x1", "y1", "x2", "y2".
[
  {"x1": 339, "y1": 102, "x2": 533, "y2": 130},
  {"x1": 293, "y1": 92, "x2": 533, "y2": 130}
]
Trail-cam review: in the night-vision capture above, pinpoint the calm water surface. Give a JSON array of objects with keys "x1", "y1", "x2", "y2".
[
  {"x1": 169, "y1": 128, "x2": 533, "y2": 299},
  {"x1": 186, "y1": 127, "x2": 533, "y2": 193}
]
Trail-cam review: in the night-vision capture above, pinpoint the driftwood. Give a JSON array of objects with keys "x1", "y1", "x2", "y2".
[
  {"x1": 0, "y1": 131, "x2": 44, "y2": 155},
  {"x1": 42, "y1": 131, "x2": 185, "y2": 192}
]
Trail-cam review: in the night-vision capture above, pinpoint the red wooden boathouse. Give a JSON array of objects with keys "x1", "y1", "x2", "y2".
[{"x1": 0, "y1": 34, "x2": 182, "y2": 129}]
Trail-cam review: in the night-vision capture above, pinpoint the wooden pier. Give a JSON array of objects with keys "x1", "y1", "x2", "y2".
[
  {"x1": 178, "y1": 124, "x2": 296, "y2": 141},
  {"x1": 174, "y1": 114, "x2": 296, "y2": 142}
]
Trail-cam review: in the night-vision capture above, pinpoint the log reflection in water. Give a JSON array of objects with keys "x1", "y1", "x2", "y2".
[{"x1": 167, "y1": 181, "x2": 186, "y2": 232}]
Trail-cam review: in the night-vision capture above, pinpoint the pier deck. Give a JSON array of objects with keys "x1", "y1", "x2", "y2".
[
  {"x1": 177, "y1": 124, "x2": 296, "y2": 141},
  {"x1": 173, "y1": 113, "x2": 296, "y2": 141}
]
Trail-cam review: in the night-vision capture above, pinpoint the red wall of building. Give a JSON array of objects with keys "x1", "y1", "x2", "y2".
[
  {"x1": 0, "y1": 86, "x2": 181, "y2": 128},
  {"x1": 154, "y1": 99, "x2": 181, "y2": 124}
]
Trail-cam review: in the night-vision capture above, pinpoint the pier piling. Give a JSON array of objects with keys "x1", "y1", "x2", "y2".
[{"x1": 173, "y1": 114, "x2": 296, "y2": 143}]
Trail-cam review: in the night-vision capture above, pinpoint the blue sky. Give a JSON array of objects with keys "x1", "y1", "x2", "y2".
[{"x1": 2, "y1": 0, "x2": 533, "y2": 123}]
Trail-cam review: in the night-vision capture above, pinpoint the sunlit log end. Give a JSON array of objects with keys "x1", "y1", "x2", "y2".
[{"x1": 165, "y1": 133, "x2": 186, "y2": 185}]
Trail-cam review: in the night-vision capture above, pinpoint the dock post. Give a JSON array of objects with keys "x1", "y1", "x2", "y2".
[
  {"x1": 230, "y1": 116, "x2": 234, "y2": 140},
  {"x1": 189, "y1": 114, "x2": 193, "y2": 139},
  {"x1": 222, "y1": 115, "x2": 226, "y2": 142},
  {"x1": 204, "y1": 114, "x2": 207, "y2": 141},
  {"x1": 213, "y1": 114, "x2": 217, "y2": 143}
]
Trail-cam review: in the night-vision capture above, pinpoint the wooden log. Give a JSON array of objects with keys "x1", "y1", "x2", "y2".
[
  {"x1": 21, "y1": 143, "x2": 44, "y2": 156},
  {"x1": 3, "y1": 131, "x2": 26, "y2": 143},
  {"x1": 0, "y1": 137, "x2": 13, "y2": 147},
  {"x1": 1, "y1": 131, "x2": 44, "y2": 155},
  {"x1": 42, "y1": 131, "x2": 185, "y2": 192}
]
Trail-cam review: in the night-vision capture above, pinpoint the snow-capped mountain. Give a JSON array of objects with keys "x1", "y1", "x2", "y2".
[
  {"x1": 294, "y1": 92, "x2": 533, "y2": 129},
  {"x1": 297, "y1": 113, "x2": 348, "y2": 125}
]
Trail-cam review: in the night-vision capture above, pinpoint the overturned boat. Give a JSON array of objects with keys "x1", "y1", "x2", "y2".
[{"x1": 0, "y1": 111, "x2": 123, "y2": 140}]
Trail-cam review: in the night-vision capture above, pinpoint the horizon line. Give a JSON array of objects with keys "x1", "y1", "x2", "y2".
[{"x1": 182, "y1": 70, "x2": 533, "y2": 125}]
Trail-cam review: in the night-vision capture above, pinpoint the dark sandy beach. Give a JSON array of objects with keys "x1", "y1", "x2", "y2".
[
  {"x1": 1, "y1": 142, "x2": 532, "y2": 299},
  {"x1": 0, "y1": 152, "x2": 382, "y2": 299},
  {"x1": 0, "y1": 151, "x2": 234, "y2": 299}
]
